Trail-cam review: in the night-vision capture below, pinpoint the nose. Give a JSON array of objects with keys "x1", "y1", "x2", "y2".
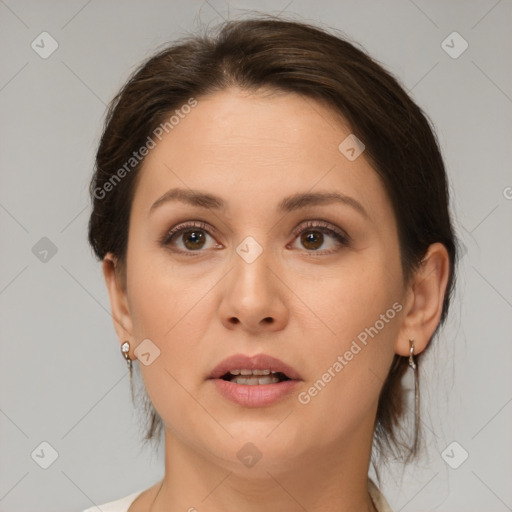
[{"x1": 218, "y1": 243, "x2": 289, "y2": 333}]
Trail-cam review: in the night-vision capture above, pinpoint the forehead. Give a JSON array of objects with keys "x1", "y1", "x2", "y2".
[
  {"x1": 132, "y1": 88, "x2": 390, "y2": 223},
  {"x1": 158, "y1": 87, "x2": 351, "y2": 165}
]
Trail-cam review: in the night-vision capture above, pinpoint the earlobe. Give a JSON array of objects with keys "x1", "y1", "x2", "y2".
[
  {"x1": 395, "y1": 242, "x2": 451, "y2": 357},
  {"x1": 102, "y1": 253, "x2": 133, "y2": 344}
]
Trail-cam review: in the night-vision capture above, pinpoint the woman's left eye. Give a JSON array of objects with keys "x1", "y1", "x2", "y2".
[
  {"x1": 161, "y1": 220, "x2": 349, "y2": 254},
  {"x1": 289, "y1": 220, "x2": 350, "y2": 253}
]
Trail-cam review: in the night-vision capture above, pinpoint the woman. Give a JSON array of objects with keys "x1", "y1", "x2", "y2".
[{"x1": 85, "y1": 15, "x2": 457, "y2": 512}]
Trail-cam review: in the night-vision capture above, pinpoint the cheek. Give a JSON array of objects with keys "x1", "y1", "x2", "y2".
[
  {"x1": 126, "y1": 258, "x2": 211, "y2": 432},
  {"x1": 296, "y1": 249, "x2": 403, "y2": 347},
  {"x1": 126, "y1": 247, "x2": 217, "y2": 388},
  {"x1": 295, "y1": 271, "x2": 401, "y2": 442},
  {"x1": 293, "y1": 250, "x2": 403, "y2": 424},
  {"x1": 126, "y1": 237, "x2": 198, "y2": 338},
  {"x1": 127, "y1": 270, "x2": 176, "y2": 340}
]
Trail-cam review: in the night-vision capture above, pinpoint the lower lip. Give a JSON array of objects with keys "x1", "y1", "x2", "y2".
[{"x1": 210, "y1": 378, "x2": 300, "y2": 407}]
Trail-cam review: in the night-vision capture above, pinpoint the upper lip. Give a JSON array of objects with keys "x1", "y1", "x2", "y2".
[{"x1": 208, "y1": 353, "x2": 303, "y2": 380}]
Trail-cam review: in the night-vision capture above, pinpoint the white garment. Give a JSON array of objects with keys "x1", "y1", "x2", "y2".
[{"x1": 83, "y1": 477, "x2": 393, "y2": 512}]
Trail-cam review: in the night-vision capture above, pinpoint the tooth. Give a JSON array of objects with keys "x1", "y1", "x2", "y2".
[
  {"x1": 230, "y1": 369, "x2": 273, "y2": 376},
  {"x1": 252, "y1": 369, "x2": 271, "y2": 375},
  {"x1": 230, "y1": 375, "x2": 280, "y2": 385},
  {"x1": 257, "y1": 376, "x2": 279, "y2": 384}
]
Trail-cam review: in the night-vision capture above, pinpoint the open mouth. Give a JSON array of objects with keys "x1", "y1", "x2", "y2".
[
  {"x1": 220, "y1": 370, "x2": 291, "y2": 385},
  {"x1": 211, "y1": 365, "x2": 300, "y2": 406}
]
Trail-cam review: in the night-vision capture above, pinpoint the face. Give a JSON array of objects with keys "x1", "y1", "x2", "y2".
[{"x1": 111, "y1": 88, "x2": 410, "y2": 474}]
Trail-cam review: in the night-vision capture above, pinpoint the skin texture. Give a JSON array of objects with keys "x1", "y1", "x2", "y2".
[{"x1": 102, "y1": 87, "x2": 450, "y2": 512}]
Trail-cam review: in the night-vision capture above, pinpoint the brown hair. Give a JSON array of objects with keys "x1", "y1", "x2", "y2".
[{"x1": 88, "y1": 15, "x2": 458, "y2": 477}]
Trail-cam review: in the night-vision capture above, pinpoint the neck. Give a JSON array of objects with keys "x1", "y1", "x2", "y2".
[{"x1": 149, "y1": 409, "x2": 379, "y2": 512}]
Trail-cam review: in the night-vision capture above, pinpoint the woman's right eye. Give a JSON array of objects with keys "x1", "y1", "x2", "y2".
[{"x1": 162, "y1": 222, "x2": 220, "y2": 253}]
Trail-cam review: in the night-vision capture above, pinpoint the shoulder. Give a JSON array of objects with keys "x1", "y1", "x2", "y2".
[
  {"x1": 368, "y1": 477, "x2": 394, "y2": 512},
  {"x1": 82, "y1": 489, "x2": 144, "y2": 512}
]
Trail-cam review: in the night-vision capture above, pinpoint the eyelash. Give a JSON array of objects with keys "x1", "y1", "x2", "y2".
[{"x1": 161, "y1": 220, "x2": 350, "y2": 256}]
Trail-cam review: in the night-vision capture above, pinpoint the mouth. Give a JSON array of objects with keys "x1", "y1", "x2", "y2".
[
  {"x1": 207, "y1": 353, "x2": 302, "y2": 407},
  {"x1": 208, "y1": 353, "x2": 302, "y2": 382},
  {"x1": 219, "y1": 369, "x2": 292, "y2": 385}
]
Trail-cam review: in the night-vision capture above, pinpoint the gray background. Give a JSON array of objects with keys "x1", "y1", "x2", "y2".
[{"x1": 1, "y1": 1, "x2": 511, "y2": 511}]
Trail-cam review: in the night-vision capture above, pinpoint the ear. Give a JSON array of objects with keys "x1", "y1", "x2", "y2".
[
  {"x1": 395, "y1": 242, "x2": 451, "y2": 357},
  {"x1": 102, "y1": 253, "x2": 134, "y2": 349}
]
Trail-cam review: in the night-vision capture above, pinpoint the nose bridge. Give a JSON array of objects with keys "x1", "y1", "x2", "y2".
[
  {"x1": 232, "y1": 233, "x2": 275, "y2": 305},
  {"x1": 220, "y1": 232, "x2": 287, "y2": 331}
]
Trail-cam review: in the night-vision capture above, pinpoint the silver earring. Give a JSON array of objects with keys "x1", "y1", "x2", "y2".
[
  {"x1": 408, "y1": 338, "x2": 417, "y2": 370},
  {"x1": 121, "y1": 341, "x2": 132, "y2": 373},
  {"x1": 408, "y1": 338, "x2": 420, "y2": 453},
  {"x1": 121, "y1": 341, "x2": 135, "y2": 403}
]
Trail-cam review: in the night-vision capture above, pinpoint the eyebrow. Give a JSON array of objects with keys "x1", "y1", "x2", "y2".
[{"x1": 149, "y1": 187, "x2": 369, "y2": 219}]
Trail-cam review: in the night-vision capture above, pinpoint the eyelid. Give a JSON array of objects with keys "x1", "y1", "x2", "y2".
[
  {"x1": 290, "y1": 219, "x2": 351, "y2": 244},
  {"x1": 161, "y1": 219, "x2": 351, "y2": 252},
  {"x1": 160, "y1": 221, "x2": 215, "y2": 246}
]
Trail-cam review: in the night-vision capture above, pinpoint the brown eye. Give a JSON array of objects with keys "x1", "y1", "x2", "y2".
[
  {"x1": 181, "y1": 230, "x2": 206, "y2": 250},
  {"x1": 291, "y1": 221, "x2": 350, "y2": 253},
  {"x1": 300, "y1": 230, "x2": 324, "y2": 250},
  {"x1": 162, "y1": 222, "x2": 219, "y2": 254}
]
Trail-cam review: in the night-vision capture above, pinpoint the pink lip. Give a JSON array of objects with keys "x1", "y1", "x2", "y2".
[
  {"x1": 208, "y1": 353, "x2": 303, "y2": 408},
  {"x1": 208, "y1": 353, "x2": 302, "y2": 381},
  {"x1": 211, "y1": 379, "x2": 300, "y2": 407}
]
